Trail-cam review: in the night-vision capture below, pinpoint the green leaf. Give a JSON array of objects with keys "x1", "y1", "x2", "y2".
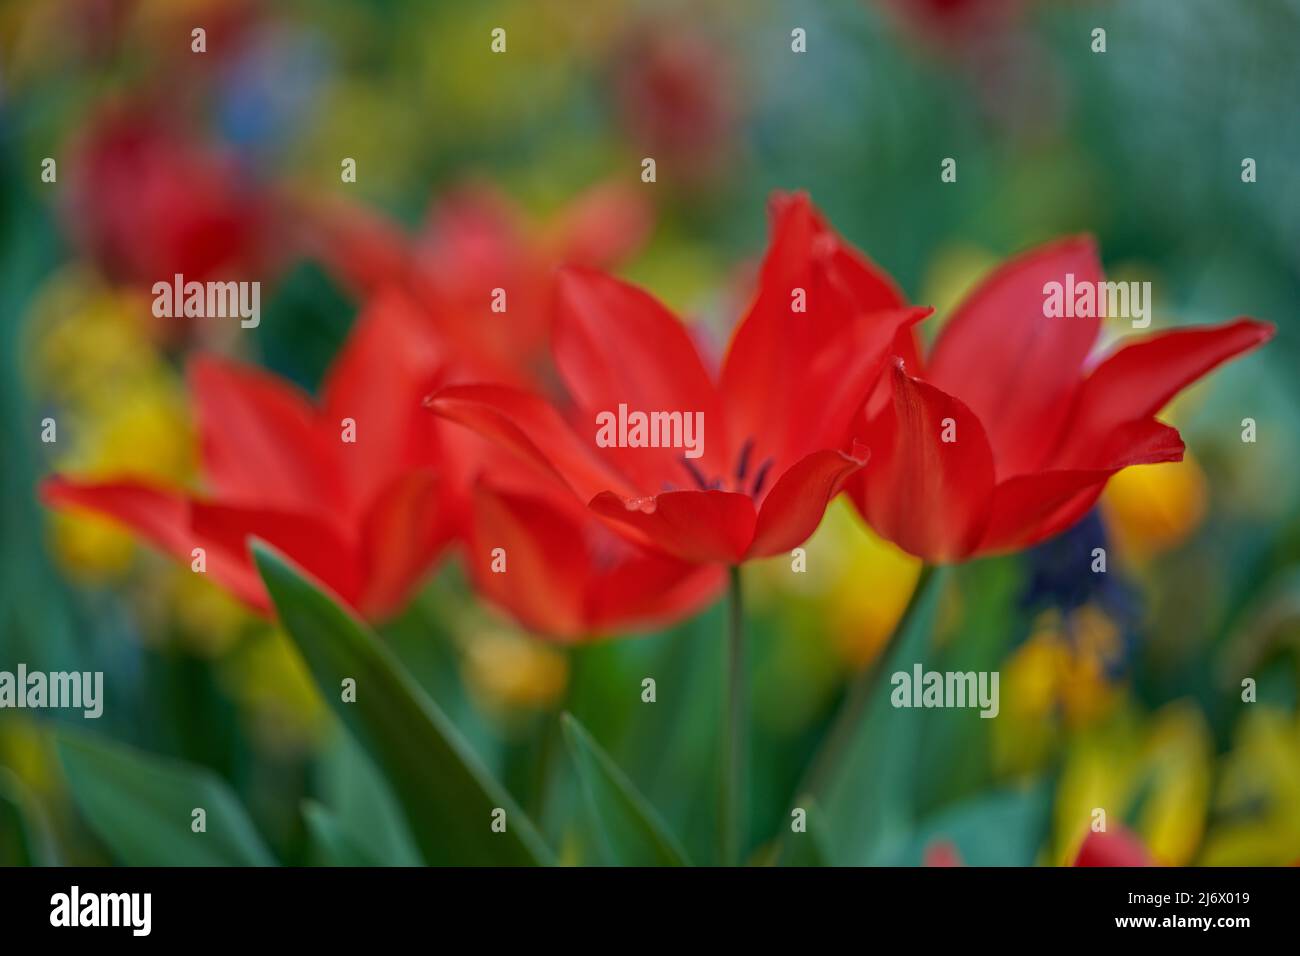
[
  {"x1": 302, "y1": 801, "x2": 380, "y2": 867},
  {"x1": 797, "y1": 567, "x2": 951, "y2": 865},
  {"x1": 0, "y1": 768, "x2": 57, "y2": 866},
  {"x1": 253, "y1": 541, "x2": 553, "y2": 866},
  {"x1": 56, "y1": 733, "x2": 275, "y2": 866},
  {"x1": 561, "y1": 712, "x2": 690, "y2": 866},
  {"x1": 317, "y1": 733, "x2": 422, "y2": 866}
]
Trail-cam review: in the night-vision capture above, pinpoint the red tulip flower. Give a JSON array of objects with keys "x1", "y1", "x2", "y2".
[
  {"x1": 41, "y1": 290, "x2": 454, "y2": 619},
  {"x1": 847, "y1": 238, "x2": 1273, "y2": 563},
  {"x1": 303, "y1": 182, "x2": 653, "y2": 389},
  {"x1": 430, "y1": 193, "x2": 929, "y2": 565},
  {"x1": 66, "y1": 103, "x2": 276, "y2": 289}
]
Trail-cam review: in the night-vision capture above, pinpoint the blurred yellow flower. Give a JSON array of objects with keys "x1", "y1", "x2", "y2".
[
  {"x1": 30, "y1": 270, "x2": 194, "y2": 580},
  {"x1": 1051, "y1": 703, "x2": 1212, "y2": 866},
  {"x1": 1101, "y1": 454, "x2": 1208, "y2": 561},
  {"x1": 754, "y1": 499, "x2": 921, "y2": 671},
  {"x1": 218, "y1": 628, "x2": 328, "y2": 755},
  {"x1": 994, "y1": 605, "x2": 1127, "y2": 774},
  {"x1": 1199, "y1": 707, "x2": 1300, "y2": 866},
  {"x1": 463, "y1": 630, "x2": 569, "y2": 714},
  {"x1": 166, "y1": 568, "x2": 254, "y2": 658}
]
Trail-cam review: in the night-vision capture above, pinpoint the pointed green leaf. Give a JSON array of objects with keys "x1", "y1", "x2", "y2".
[
  {"x1": 561, "y1": 712, "x2": 690, "y2": 866},
  {"x1": 56, "y1": 733, "x2": 275, "y2": 866},
  {"x1": 253, "y1": 541, "x2": 553, "y2": 866}
]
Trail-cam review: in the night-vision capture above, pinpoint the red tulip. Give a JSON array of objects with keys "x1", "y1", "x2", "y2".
[
  {"x1": 302, "y1": 182, "x2": 653, "y2": 389},
  {"x1": 66, "y1": 104, "x2": 276, "y2": 288},
  {"x1": 1073, "y1": 829, "x2": 1152, "y2": 867},
  {"x1": 41, "y1": 290, "x2": 454, "y2": 619},
  {"x1": 463, "y1": 475, "x2": 724, "y2": 640},
  {"x1": 430, "y1": 193, "x2": 928, "y2": 565},
  {"x1": 847, "y1": 237, "x2": 1273, "y2": 563}
]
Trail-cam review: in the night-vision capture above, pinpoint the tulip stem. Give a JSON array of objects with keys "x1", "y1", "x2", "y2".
[
  {"x1": 721, "y1": 564, "x2": 745, "y2": 867},
  {"x1": 797, "y1": 564, "x2": 934, "y2": 801}
]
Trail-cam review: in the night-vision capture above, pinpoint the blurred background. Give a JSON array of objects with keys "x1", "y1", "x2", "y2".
[{"x1": 2, "y1": 0, "x2": 1299, "y2": 866}]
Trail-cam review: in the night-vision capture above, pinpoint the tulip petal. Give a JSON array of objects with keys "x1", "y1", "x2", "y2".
[
  {"x1": 747, "y1": 449, "x2": 867, "y2": 558},
  {"x1": 467, "y1": 482, "x2": 591, "y2": 638},
  {"x1": 926, "y1": 236, "x2": 1104, "y2": 476},
  {"x1": 588, "y1": 554, "x2": 726, "y2": 635},
  {"x1": 428, "y1": 384, "x2": 635, "y2": 503},
  {"x1": 589, "y1": 490, "x2": 756, "y2": 564},
  {"x1": 721, "y1": 193, "x2": 907, "y2": 469},
  {"x1": 322, "y1": 289, "x2": 447, "y2": 513},
  {"x1": 297, "y1": 196, "x2": 411, "y2": 297},
  {"x1": 190, "y1": 501, "x2": 361, "y2": 611},
  {"x1": 356, "y1": 470, "x2": 454, "y2": 620},
  {"x1": 40, "y1": 477, "x2": 357, "y2": 613},
  {"x1": 848, "y1": 363, "x2": 996, "y2": 563},
  {"x1": 189, "y1": 356, "x2": 341, "y2": 514},
  {"x1": 546, "y1": 182, "x2": 654, "y2": 268},
  {"x1": 554, "y1": 267, "x2": 726, "y2": 484},
  {"x1": 1053, "y1": 317, "x2": 1274, "y2": 469},
  {"x1": 978, "y1": 419, "x2": 1184, "y2": 553}
]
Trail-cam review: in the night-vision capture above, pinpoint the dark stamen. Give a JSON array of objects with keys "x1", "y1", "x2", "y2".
[
  {"x1": 681, "y1": 455, "x2": 711, "y2": 490},
  {"x1": 734, "y1": 438, "x2": 754, "y2": 482},
  {"x1": 750, "y1": 457, "x2": 775, "y2": 499}
]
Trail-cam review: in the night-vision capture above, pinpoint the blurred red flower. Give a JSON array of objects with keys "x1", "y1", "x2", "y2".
[
  {"x1": 65, "y1": 104, "x2": 278, "y2": 288},
  {"x1": 430, "y1": 193, "x2": 928, "y2": 565},
  {"x1": 302, "y1": 182, "x2": 653, "y2": 389},
  {"x1": 847, "y1": 238, "x2": 1273, "y2": 563},
  {"x1": 41, "y1": 290, "x2": 453, "y2": 620}
]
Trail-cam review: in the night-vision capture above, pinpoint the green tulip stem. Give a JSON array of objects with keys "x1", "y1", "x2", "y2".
[{"x1": 721, "y1": 564, "x2": 746, "y2": 866}]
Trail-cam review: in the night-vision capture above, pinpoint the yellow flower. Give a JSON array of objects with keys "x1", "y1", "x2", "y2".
[
  {"x1": 463, "y1": 630, "x2": 569, "y2": 714},
  {"x1": 1101, "y1": 454, "x2": 1208, "y2": 562},
  {"x1": 218, "y1": 628, "x2": 328, "y2": 755},
  {"x1": 166, "y1": 568, "x2": 254, "y2": 658},
  {"x1": 29, "y1": 271, "x2": 158, "y2": 408},
  {"x1": 753, "y1": 499, "x2": 922, "y2": 670},
  {"x1": 1199, "y1": 708, "x2": 1300, "y2": 865},
  {"x1": 994, "y1": 606, "x2": 1126, "y2": 775},
  {"x1": 1051, "y1": 703, "x2": 1212, "y2": 866}
]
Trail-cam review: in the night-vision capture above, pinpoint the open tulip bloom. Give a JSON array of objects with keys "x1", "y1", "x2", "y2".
[
  {"x1": 429, "y1": 193, "x2": 929, "y2": 567},
  {"x1": 845, "y1": 237, "x2": 1273, "y2": 563},
  {"x1": 42, "y1": 290, "x2": 455, "y2": 620}
]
